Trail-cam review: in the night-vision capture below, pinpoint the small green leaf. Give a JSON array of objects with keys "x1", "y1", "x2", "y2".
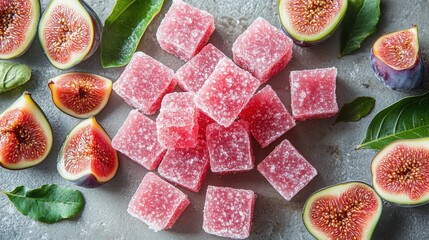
[
  {"x1": 101, "y1": 0, "x2": 164, "y2": 68},
  {"x1": 340, "y1": 0, "x2": 381, "y2": 57},
  {"x1": 358, "y1": 92, "x2": 429, "y2": 150},
  {"x1": 335, "y1": 97, "x2": 375, "y2": 124},
  {"x1": 0, "y1": 62, "x2": 32, "y2": 93},
  {"x1": 2, "y1": 184, "x2": 85, "y2": 224}
]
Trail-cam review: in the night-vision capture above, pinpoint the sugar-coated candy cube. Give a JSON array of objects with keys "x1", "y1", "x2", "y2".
[
  {"x1": 290, "y1": 67, "x2": 338, "y2": 121},
  {"x1": 112, "y1": 110, "x2": 166, "y2": 170},
  {"x1": 257, "y1": 139, "x2": 317, "y2": 201},
  {"x1": 157, "y1": 92, "x2": 199, "y2": 149},
  {"x1": 113, "y1": 52, "x2": 176, "y2": 115},
  {"x1": 194, "y1": 58, "x2": 261, "y2": 127},
  {"x1": 232, "y1": 17, "x2": 293, "y2": 83},
  {"x1": 156, "y1": 0, "x2": 215, "y2": 60},
  {"x1": 206, "y1": 121, "x2": 254, "y2": 174},
  {"x1": 239, "y1": 85, "x2": 295, "y2": 148},
  {"x1": 176, "y1": 44, "x2": 226, "y2": 93},
  {"x1": 203, "y1": 186, "x2": 256, "y2": 239},
  {"x1": 128, "y1": 172, "x2": 190, "y2": 232},
  {"x1": 158, "y1": 141, "x2": 209, "y2": 192}
]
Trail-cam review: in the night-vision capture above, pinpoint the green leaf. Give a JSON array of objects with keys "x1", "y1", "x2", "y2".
[
  {"x1": 2, "y1": 184, "x2": 85, "y2": 223},
  {"x1": 358, "y1": 92, "x2": 429, "y2": 150},
  {"x1": 0, "y1": 62, "x2": 32, "y2": 93},
  {"x1": 335, "y1": 96, "x2": 375, "y2": 124},
  {"x1": 100, "y1": 0, "x2": 164, "y2": 68},
  {"x1": 339, "y1": 0, "x2": 381, "y2": 57}
]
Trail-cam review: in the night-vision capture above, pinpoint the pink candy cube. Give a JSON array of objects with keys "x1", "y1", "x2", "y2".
[
  {"x1": 257, "y1": 139, "x2": 317, "y2": 201},
  {"x1": 239, "y1": 85, "x2": 295, "y2": 148},
  {"x1": 112, "y1": 110, "x2": 166, "y2": 170},
  {"x1": 113, "y1": 52, "x2": 176, "y2": 115},
  {"x1": 232, "y1": 17, "x2": 293, "y2": 83},
  {"x1": 203, "y1": 186, "x2": 256, "y2": 239},
  {"x1": 290, "y1": 67, "x2": 339, "y2": 121},
  {"x1": 128, "y1": 172, "x2": 190, "y2": 232},
  {"x1": 194, "y1": 58, "x2": 261, "y2": 127},
  {"x1": 176, "y1": 44, "x2": 226, "y2": 93},
  {"x1": 157, "y1": 92, "x2": 199, "y2": 149},
  {"x1": 156, "y1": 0, "x2": 215, "y2": 60},
  {"x1": 158, "y1": 141, "x2": 210, "y2": 192},
  {"x1": 206, "y1": 121, "x2": 254, "y2": 174}
]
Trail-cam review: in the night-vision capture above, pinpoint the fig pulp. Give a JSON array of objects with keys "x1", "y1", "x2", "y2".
[
  {"x1": 57, "y1": 117, "x2": 118, "y2": 188},
  {"x1": 48, "y1": 72, "x2": 112, "y2": 118},
  {"x1": 372, "y1": 138, "x2": 429, "y2": 206},
  {"x1": 0, "y1": 92, "x2": 53, "y2": 170},
  {"x1": 371, "y1": 26, "x2": 426, "y2": 90},
  {"x1": 0, "y1": 0, "x2": 40, "y2": 59},
  {"x1": 38, "y1": 0, "x2": 102, "y2": 70},
  {"x1": 303, "y1": 182, "x2": 382, "y2": 240},
  {"x1": 278, "y1": 0, "x2": 347, "y2": 46}
]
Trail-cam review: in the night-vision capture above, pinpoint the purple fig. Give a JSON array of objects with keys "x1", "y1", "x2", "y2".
[
  {"x1": 38, "y1": 0, "x2": 102, "y2": 70},
  {"x1": 0, "y1": 92, "x2": 53, "y2": 170},
  {"x1": 57, "y1": 117, "x2": 118, "y2": 188},
  {"x1": 370, "y1": 26, "x2": 426, "y2": 90},
  {"x1": 372, "y1": 138, "x2": 429, "y2": 206},
  {"x1": 278, "y1": 0, "x2": 348, "y2": 46},
  {"x1": 0, "y1": 0, "x2": 40, "y2": 59}
]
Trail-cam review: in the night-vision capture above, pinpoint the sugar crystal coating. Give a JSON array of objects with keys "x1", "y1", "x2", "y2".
[
  {"x1": 194, "y1": 58, "x2": 261, "y2": 127},
  {"x1": 232, "y1": 17, "x2": 293, "y2": 83},
  {"x1": 158, "y1": 140, "x2": 209, "y2": 192},
  {"x1": 290, "y1": 67, "x2": 338, "y2": 121},
  {"x1": 206, "y1": 121, "x2": 254, "y2": 174},
  {"x1": 176, "y1": 44, "x2": 226, "y2": 93},
  {"x1": 112, "y1": 110, "x2": 166, "y2": 170},
  {"x1": 203, "y1": 186, "x2": 256, "y2": 239},
  {"x1": 239, "y1": 85, "x2": 295, "y2": 148},
  {"x1": 157, "y1": 92, "x2": 199, "y2": 149},
  {"x1": 127, "y1": 172, "x2": 190, "y2": 232},
  {"x1": 113, "y1": 52, "x2": 177, "y2": 115},
  {"x1": 257, "y1": 139, "x2": 317, "y2": 201},
  {"x1": 156, "y1": 0, "x2": 215, "y2": 60}
]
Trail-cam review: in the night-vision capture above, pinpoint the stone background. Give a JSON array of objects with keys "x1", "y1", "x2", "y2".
[{"x1": 1, "y1": 0, "x2": 428, "y2": 239}]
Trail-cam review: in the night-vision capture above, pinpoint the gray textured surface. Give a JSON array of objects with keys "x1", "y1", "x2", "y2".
[{"x1": 1, "y1": 0, "x2": 429, "y2": 239}]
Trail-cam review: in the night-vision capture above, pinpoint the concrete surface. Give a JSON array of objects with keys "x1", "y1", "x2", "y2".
[{"x1": 1, "y1": 0, "x2": 429, "y2": 239}]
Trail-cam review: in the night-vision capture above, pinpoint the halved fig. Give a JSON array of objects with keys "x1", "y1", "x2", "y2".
[
  {"x1": 57, "y1": 117, "x2": 118, "y2": 188},
  {"x1": 0, "y1": 92, "x2": 53, "y2": 170},
  {"x1": 48, "y1": 72, "x2": 112, "y2": 118},
  {"x1": 38, "y1": 0, "x2": 102, "y2": 69},
  {"x1": 372, "y1": 138, "x2": 429, "y2": 206},
  {"x1": 278, "y1": 0, "x2": 348, "y2": 46},
  {"x1": 303, "y1": 182, "x2": 382, "y2": 240},
  {"x1": 0, "y1": 0, "x2": 40, "y2": 59},
  {"x1": 371, "y1": 26, "x2": 426, "y2": 90}
]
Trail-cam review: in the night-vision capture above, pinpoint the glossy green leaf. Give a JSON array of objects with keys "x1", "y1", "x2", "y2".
[
  {"x1": 0, "y1": 62, "x2": 31, "y2": 93},
  {"x1": 335, "y1": 97, "x2": 375, "y2": 124},
  {"x1": 100, "y1": 0, "x2": 164, "y2": 68},
  {"x1": 358, "y1": 92, "x2": 429, "y2": 150},
  {"x1": 340, "y1": 0, "x2": 380, "y2": 57},
  {"x1": 2, "y1": 184, "x2": 85, "y2": 223}
]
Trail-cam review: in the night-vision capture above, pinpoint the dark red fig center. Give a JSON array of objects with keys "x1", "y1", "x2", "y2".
[
  {"x1": 375, "y1": 145, "x2": 429, "y2": 201},
  {"x1": 0, "y1": 109, "x2": 48, "y2": 163},
  {"x1": 309, "y1": 186, "x2": 380, "y2": 239},
  {"x1": 0, "y1": 0, "x2": 32, "y2": 54},
  {"x1": 286, "y1": 0, "x2": 342, "y2": 35},
  {"x1": 375, "y1": 30, "x2": 417, "y2": 70},
  {"x1": 44, "y1": 5, "x2": 91, "y2": 64}
]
